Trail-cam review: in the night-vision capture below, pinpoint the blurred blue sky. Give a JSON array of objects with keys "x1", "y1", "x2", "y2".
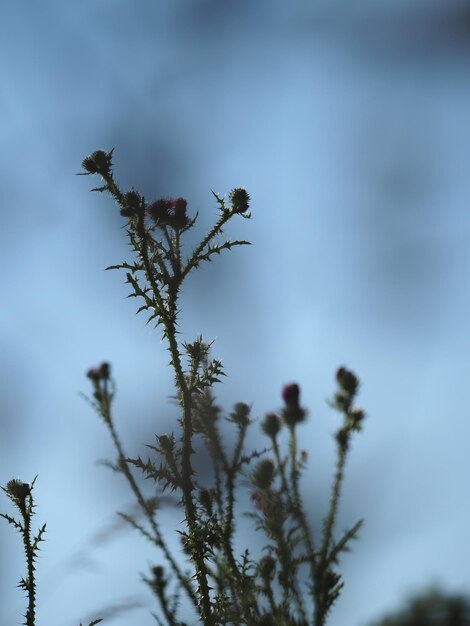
[{"x1": 1, "y1": 1, "x2": 470, "y2": 625}]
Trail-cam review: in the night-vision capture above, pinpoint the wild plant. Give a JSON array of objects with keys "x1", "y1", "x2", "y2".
[
  {"x1": 2, "y1": 148, "x2": 367, "y2": 626},
  {"x1": 0, "y1": 478, "x2": 101, "y2": 626}
]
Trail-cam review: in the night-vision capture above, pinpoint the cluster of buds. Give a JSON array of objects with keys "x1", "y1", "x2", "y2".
[
  {"x1": 86, "y1": 362, "x2": 110, "y2": 383},
  {"x1": 334, "y1": 366, "x2": 365, "y2": 450},
  {"x1": 147, "y1": 196, "x2": 189, "y2": 230},
  {"x1": 86, "y1": 362, "x2": 111, "y2": 411}
]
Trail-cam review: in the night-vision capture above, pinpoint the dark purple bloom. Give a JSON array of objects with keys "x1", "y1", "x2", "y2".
[
  {"x1": 147, "y1": 197, "x2": 175, "y2": 224},
  {"x1": 282, "y1": 383, "x2": 300, "y2": 408},
  {"x1": 147, "y1": 196, "x2": 189, "y2": 229}
]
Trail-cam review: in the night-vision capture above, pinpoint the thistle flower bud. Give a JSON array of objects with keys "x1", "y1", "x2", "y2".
[
  {"x1": 199, "y1": 489, "x2": 213, "y2": 515},
  {"x1": 81, "y1": 149, "x2": 114, "y2": 176},
  {"x1": 350, "y1": 407, "x2": 365, "y2": 429},
  {"x1": 229, "y1": 187, "x2": 250, "y2": 214},
  {"x1": 120, "y1": 189, "x2": 143, "y2": 217},
  {"x1": 147, "y1": 198, "x2": 174, "y2": 225},
  {"x1": 262, "y1": 413, "x2": 281, "y2": 438},
  {"x1": 336, "y1": 367, "x2": 359, "y2": 397},
  {"x1": 158, "y1": 434, "x2": 173, "y2": 452},
  {"x1": 5, "y1": 479, "x2": 31, "y2": 508},
  {"x1": 252, "y1": 459, "x2": 275, "y2": 490},
  {"x1": 281, "y1": 383, "x2": 306, "y2": 426},
  {"x1": 87, "y1": 362, "x2": 110, "y2": 382},
  {"x1": 170, "y1": 197, "x2": 189, "y2": 229},
  {"x1": 98, "y1": 362, "x2": 110, "y2": 379},
  {"x1": 232, "y1": 402, "x2": 250, "y2": 426},
  {"x1": 259, "y1": 555, "x2": 276, "y2": 581},
  {"x1": 86, "y1": 367, "x2": 101, "y2": 382},
  {"x1": 152, "y1": 565, "x2": 164, "y2": 580},
  {"x1": 282, "y1": 383, "x2": 300, "y2": 408},
  {"x1": 324, "y1": 568, "x2": 341, "y2": 591}
]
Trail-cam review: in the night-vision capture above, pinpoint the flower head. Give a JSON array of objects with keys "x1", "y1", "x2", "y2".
[
  {"x1": 81, "y1": 149, "x2": 114, "y2": 176},
  {"x1": 120, "y1": 189, "x2": 143, "y2": 217},
  {"x1": 336, "y1": 367, "x2": 359, "y2": 396},
  {"x1": 262, "y1": 413, "x2": 281, "y2": 438},
  {"x1": 281, "y1": 383, "x2": 306, "y2": 426},
  {"x1": 147, "y1": 196, "x2": 189, "y2": 229},
  {"x1": 229, "y1": 187, "x2": 250, "y2": 214},
  {"x1": 282, "y1": 383, "x2": 300, "y2": 408},
  {"x1": 5, "y1": 479, "x2": 31, "y2": 509}
]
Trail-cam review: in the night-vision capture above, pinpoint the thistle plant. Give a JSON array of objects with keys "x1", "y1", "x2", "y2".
[
  {"x1": 1, "y1": 478, "x2": 102, "y2": 626},
  {"x1": 2, "y1": 148, "x2": 367, "y2": 626},
  {"x1": 0, "y1": 478, "x2": 45, "y2": 626},
  {"x1": 79, "y1": 149, "x2": 367, "y2": 626}
]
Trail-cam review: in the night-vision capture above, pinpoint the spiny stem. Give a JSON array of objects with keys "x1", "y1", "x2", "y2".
[
  {"x1": 105, "y1": 415, "x2": 197, "y2": 607},
  {"x1": 288, "y1": 426, "x2": 317, "y2": 619},
  {"x1": 22, "y1": 512, "x2": 36, "y2": 626},
  {"x1": 137, "y1": 215, "x2": 214, "y2": 626}
]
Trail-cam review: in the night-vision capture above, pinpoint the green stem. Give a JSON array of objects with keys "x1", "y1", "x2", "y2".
[
  {"x1": 22, "y1": 509, "x2": 36, "y2": 626},
  {"x1": 137, "y1": 218, "x2": 213, "y2": 626},
  {"x1": 105, "y1": 411, "x2": 197, "y2": 607},
  {"x1": 288, "y1": 427, "x2": 316, "y2": 619},
  {"x1": 181, "y1": 209, "x2": 231, "y2": 281},
  {"x1": 314, "y1": 441, "x2": 348, "y2": 626}
]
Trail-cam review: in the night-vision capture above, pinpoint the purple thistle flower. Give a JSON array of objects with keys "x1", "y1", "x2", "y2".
[{"x1": 282, "y1": 383, "x2": 300, "y2": 408}]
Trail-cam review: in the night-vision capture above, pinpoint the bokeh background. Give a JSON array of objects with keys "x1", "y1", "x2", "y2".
[{"x1": 1, "y1": 1, "x2": 470, "y2": 625}]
